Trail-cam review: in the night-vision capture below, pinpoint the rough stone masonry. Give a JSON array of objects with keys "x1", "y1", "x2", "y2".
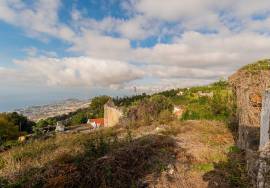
[
  {"x1": 257, "y1": 90, "x2": 270, "y2": 188},
  {"x1": 260, "y1": 89, "x2": 270, "y2": 149},
  {"x1": 229, "y1": 61, "x2": 270, "y2": 186}
]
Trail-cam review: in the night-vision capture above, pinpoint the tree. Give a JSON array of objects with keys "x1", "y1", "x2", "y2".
[
  {"x1": 149, "y1": 95, "x2": 173, "y2": 117},
  {"x1": 90, "y1": 96, "x2": 111, "y2": 118},
  {"x1": 70, "y1": 112, "x2": 88, "y2": 125},
  {"x1": 127, "y1": 95, "x2": 174, "y2": 126},
  {"x1": 0, "y1": 116, "x2": 19, "y2": 143},
  {"x1": 6, "y1": 112, "x2": 35, "y2": 133}
]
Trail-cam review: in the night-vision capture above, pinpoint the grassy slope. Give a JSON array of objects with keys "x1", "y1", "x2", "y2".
[
  {"x1": 163, "y1": 81, "x2": 235, "y2": 122},
  {"x1": 240, "y1": 59, "x2": 270, "y2": 72},
  {"x1": 0, "y1": 120, "x2": 249, "y2": 188},
  {"x1": 0, "y1": 81, "x2": 250, "y2": 187}
]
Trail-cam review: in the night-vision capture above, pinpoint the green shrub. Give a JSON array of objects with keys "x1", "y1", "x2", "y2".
[
  {"x1": 127, "y1": 95, "x2": 173, "y2": 126},
  {"x1": 193, "y1": 163, "x2": 214, "y2": 172},
  {"x1": 181, "y1": 88, "x2": 235, "y2": 122},
  {"x1": 242, "y1": 59, "x2": 270, "y2": 73},
  {"x1": 90, "y1": 95, "x2": 111, "y2": 118},
  {"x1": 0, "y1": 116, "x2": 19, "y2": 143},
  {"x1": 159, "y1": 110, "x2": 174, "y2": 124}
]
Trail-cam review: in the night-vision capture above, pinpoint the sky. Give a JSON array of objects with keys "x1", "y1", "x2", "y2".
[{"x1": 0, "y1": 0, "x2": 270, "y2": 111}]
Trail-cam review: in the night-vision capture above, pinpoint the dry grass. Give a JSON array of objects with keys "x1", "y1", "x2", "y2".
[{"x1": 0, "y1": 120, "x2": 248, "y2": 188}]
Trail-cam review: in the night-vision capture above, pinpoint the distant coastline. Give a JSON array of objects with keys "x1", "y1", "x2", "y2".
[{"x1": 2, "y1": 98, "x2": 90, "y2": 122}]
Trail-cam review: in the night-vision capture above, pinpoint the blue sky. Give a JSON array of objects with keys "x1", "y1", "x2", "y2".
[{"x1": 0, "y1": 0, "x2": 270, "y2": 111}]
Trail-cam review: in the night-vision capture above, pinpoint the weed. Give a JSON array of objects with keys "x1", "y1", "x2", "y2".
[{"x1": 193, "y1": 163, "x2": 214, "y2": 172}]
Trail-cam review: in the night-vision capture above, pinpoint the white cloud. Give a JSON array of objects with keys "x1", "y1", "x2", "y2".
[
  {"x1": 1, "y1": 0, "x2": 270, "y2": 93},
  {"x1": 69, "y1": 31, "x2": 132, "y2": 61},
  {"x1": 146, "y1": 65, "x2": 226, "y2": 79},
  {"x1": 0, "y1": 0, "x2": 74, "y2": 41},
  {"x1": 116, "y1": 16, "x2": 159, "y2": 40},
  {"x1": 23, "y1": 47, "x2": 58, "y2": 57},
  {"x1": 0, "y1": 57, "x2": 144, "y2": 88},
  {"x1": 133, "y1": 32, "x2": 270, "y2": 71},
  {"x1": 133, "y1": 0, "x2": 270, "y2": 21}
]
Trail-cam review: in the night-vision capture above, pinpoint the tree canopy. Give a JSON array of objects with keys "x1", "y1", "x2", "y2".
[{"x1": 0, "y1": 115, "x2": 19, "y2": 143}]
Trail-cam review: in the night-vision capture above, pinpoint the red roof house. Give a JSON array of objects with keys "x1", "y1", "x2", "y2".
[{"x1": 87, "y1": 118, "x2": 104, "y2": 128}]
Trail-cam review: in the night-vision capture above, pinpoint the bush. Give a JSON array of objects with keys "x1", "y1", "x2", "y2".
[
  {"x1": 90, "y1": 96, "x2": 111, "y2": 118},
  {"x1": 0, "y1": 116, "x2": 19, "y2": 143},
  {"x1": 5, "y1": 112, "x2": 35, "y2": 133},
  {"x1": 181, "y1": 88, "x2": 235, "y2": 122},
  {"x1": 159, "y1": 110, "x2": 174, "y2": 124},
  {"x1": 126, "y1": 95, "x2": 173, "y2": 126},
  {"x1": 70, "y1": 112, "x2": 88, "y2": 125}
]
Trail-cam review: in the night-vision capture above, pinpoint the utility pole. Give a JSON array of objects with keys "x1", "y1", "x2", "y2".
[
  {"x1": 134, "y1": 86, "x2": 137, "y2": 95},
  {"x1": 19, "y1": 121, "x2": 21, "y2": 132}
]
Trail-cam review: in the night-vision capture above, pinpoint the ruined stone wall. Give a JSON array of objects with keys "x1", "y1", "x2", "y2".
[
  {"x1": 229, "y1": 66, "x2": 270, "y2": 186},
  {"x1": 229, "y1": 70, "x2": 270, "y2": 151},
  {"x1": 256, "y1": 90, "x2": 270, "y2": 187},
  {"x1": 260, "y1": 90, "x2": 270, "y2": 149},
  {"x1": 104, "y1": 101, "x2": 123, "y2": 127},
  {"x1": 257, "y1": 143, "x2": 270, "y2": 188}
]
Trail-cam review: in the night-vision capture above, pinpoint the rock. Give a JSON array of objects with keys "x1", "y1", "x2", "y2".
[
  {"x1": 167, "y1": 164, "x2": 175, "y2": 175},
  {"x1": 18, "y1": 136, "x2": 26, "y2": 143}
]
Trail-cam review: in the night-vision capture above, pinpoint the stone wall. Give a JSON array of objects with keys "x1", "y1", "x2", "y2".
[
  {"x1": 260, "y1": 90, "x2": 270, "y2": 149},
  {"x1": 229, "y1": 69, "x2": 270, "y2": 151},
  {"x1": 257, "y1": 143, "x2": 270, "y2": 188},
  {"x1": 104, "y1": 100, "x2": 123, "y2": 127},
  {"x1": 229, "y1": 63, "x2": 270, "y2": 186},
  {"x1": 257, "y1": 90, "x2": 270, "y2": 187}
]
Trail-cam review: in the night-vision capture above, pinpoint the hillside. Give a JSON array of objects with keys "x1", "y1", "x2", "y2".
[
  {"x1": 0, "y1": 80, "x2": 251, "y2": 188},
  {"x1": 0, "y1": 120, "x2": 248, "y2": 188}
]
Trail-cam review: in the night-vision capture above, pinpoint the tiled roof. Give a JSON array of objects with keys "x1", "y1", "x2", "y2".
[{"x1": 89, "y1": 118, "x2": 104, "y2": 126}]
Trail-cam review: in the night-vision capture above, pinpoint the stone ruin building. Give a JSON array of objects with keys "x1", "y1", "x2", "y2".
[
  {"x1": 104, "y1": 100, "x2": 123, "y2": 127},
  {"x1": 229, "y1": 60, "x2": 270, "y2": 187}
]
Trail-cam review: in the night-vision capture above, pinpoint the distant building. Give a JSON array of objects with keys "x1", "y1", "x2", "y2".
[
  {"x1": 88, "y1": 118, "x2": 104, "y2": 129},
  {"x1": 197, "y1": 91, "x2": 214, "y2": 98},
  {"x1": 55, "y1": 121, "x2": 65, "y2": 132},
  {"x1": 177, "y1": 91, "x2": 184, "y2": 96},
  {"x1": 173, "y1": 106, "x2": 184, "y2": 118}
]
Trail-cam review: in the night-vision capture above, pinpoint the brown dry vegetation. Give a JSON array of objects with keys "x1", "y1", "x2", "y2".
[{"x1": 0, "y1": 120, "x2": 249, "y2": 188}]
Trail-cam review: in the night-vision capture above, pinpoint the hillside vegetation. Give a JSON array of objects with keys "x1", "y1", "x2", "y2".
[
  {"x1": 240, "y1": 59, "x2": 270, "y2": 72},
  {"x1": 0, "y1": 120, "x2": 248, "y2": 188},
  {"x1": 0, "y1": 80, "x2": 249, "y2": 187}
]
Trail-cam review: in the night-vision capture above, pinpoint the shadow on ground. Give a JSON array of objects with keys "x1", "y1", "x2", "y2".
[
  {"x1": 10, "y1": 134, "x2": 180, "y2": 188},
  {"x1": 202, "y1": 126, "x2": 260, "y2": 188}
]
